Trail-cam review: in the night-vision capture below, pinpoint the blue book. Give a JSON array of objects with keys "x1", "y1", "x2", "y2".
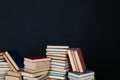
[{"x1": 3, "y1": 49, "x2": 24, "y2": 72}]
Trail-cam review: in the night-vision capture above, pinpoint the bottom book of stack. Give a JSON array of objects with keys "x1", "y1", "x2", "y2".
[
  {"x1": 68, "y1": 70, "x2": 95, "y2": 80},
  {"x1": 5, "y1": 70, "x2": 22, "y2": 80}
]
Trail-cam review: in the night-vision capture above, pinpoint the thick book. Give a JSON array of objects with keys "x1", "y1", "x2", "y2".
[
  {"x1": 7, "y1": 70, "x2": 22, "y2": 77},
  {"x1": 49, "y1": 75, "x2": 66, "y2": 80},
  {"x1": 0, "y1": 50, "x2": 6, "y2": 55},
  {"x1": 21, "y1": 71, "x2": 48, "y2": 77},
  {"x1": 23, "y1": 74, "x2": 47, "y2": 80},
  {"x1": 73, "y1": 48, "x2": 86, "y2": 72},
  {"x1": 67, "y1": 49, "x2": 76, "y2": 72},
  {"x1": 3, "y1": 50, "x2": 24, "y2": 72},
  {"x1": 47, "y1": 45, "x2": 69, "y2": 49},
  {"x1": 24, "y1": 56, "x2": 51, "y2": 62},
  {"x1": 5, "y1": 75, "x2": 22, "y2": 80},
  {"x1": 68, "y1": 70, "x2": 95, "y2": 78}
]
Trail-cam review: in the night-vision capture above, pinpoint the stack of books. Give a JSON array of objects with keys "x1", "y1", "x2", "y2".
[
  {"x1": 46, "y1": 45, "x2": 70, "y2": 80},
  {"x1": 68, "y1": 70, "x2": 95, "y2": 80},
  {"x1": 2, "y1": 50, "x2": 24, "y2": 80},
  {"x1": 67, "y1": 48, "x2": 95, "y2": 80},
  {"x1": 21, "y1": 56, "x2": 51, "y2": 80},
  {"x1": 0, "y1": 50, "x2": 11, "y2": 80}
]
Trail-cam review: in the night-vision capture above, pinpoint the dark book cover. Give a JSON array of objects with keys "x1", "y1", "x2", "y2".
[
  {"x1": 25, "y1": 56, "x2": 47, "y2": 60},
  {"x1": 7, "y1": 49, "x2": 24, "y2": 68},
  {"x1": 75, "y1": 48, "x2": 86, "y2": 72}
]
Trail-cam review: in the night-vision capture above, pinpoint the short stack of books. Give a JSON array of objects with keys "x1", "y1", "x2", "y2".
[
  {"x1": 21, "y1": 56, "x2": 51, "y2": 80},
  {"x1": 46, "y1": 45, "x2": 70, "y2": 80},
  {"x1": 0, "y1": 50, "x2": 11, "y2": 80},
  {"x1": 2, "y1": 50, "x2": 24, "y2": 80},
  {"x1": 68, "y1": 70, "x2": 95, "y2": 80},
  {"x1": 67, "y1": 48, "x2": 95, "y2": 80}
]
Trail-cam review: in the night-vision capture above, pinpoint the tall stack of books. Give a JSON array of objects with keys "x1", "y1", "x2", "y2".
[
  {"x1": 0, "y1": 50, "x2": 11, "y2": 80},
  {"x1": 46, "y1": 45, "x2": 70, "y2": 80},
  {"x1": 21, "y1": 56, "x2": 51, "y2": 80},
  {"x1": 2, "y1": 50, "x2": 24, "y2": 80},
  {"x1": 67, "y1": 48, "x2": 95, "y2": 80}
]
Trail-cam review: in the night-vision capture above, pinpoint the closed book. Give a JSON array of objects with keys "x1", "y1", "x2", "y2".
[
  {"x1": 24, "y1": 61, "x2": 50, "y2": 68},
  {"x1": 25, "y1": 62, "x2": 50, "y2": 68},
  {"x1": 5, "y1": 75, "x2": 22, "y2": 80},
  {"x1": 68, "y1": 70, "x2": 95, "y2": 78},
  {"x1": 24, "y1": 56, "x2": 51, "y2": 62},
  {"x1": 7, "y1": 70, "x2": 21, "y2": 77},
  {"x1": 73, "y1": 48, "x2": 86, "y2": 72},
  {"x1": 46, "y1": 53, "x2": 67, "y2": 57},
  {"x1": 68, "y1": 75, "x2": 95, "y2": 80},
  {"x1": 0, "y1": 56, "x2": 4, "y2": 59},
  {"x1": 47, "y1": 56, "x2": 67, "y2": 61},
  {"x1": 0, "y1": 50, "x2": 6, "y2": 55},
  {"x1": 46, "y1": 52, "x2": 68, "y2": 55},
  {"x1": 51, "y1": 65, "x2": 69, "y2": 69},
  {"x1": 49, "y1": 75, "x2": 66, "y2": 80},
  {"x1": 67, "y1": 49, "x2": 76, "y2": 72},
  {"x1": 3, "y1": 50, "x2": 24, "y2": 72},
  {"x1": 51, "y1": 67, "x2": 69, "y2": 73},
  {"x1": 23, "y1": 68, "x2": 50, "y2": 73},
  {"x1": 23, "y1": 74, "x2": 47, "y2": 80},
  {"x1": 46, "y1": 49, "x2": 68, "y2": 52},
  {"x1": 51, "y1": 59, "x2": 68, "y2": 64},
  {"x1": 51, "y1": 62, "x2": 69, "y2": 66},
  {"x1": 47, "y1": 45, "x2": 69, "y2": 49},
  {"x1": 21, "y1": 71, "x2": 48, "y2": 77}
]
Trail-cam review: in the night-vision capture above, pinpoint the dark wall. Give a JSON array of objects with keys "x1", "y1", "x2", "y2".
[{"x1": 0, "y1": 0, "x2": 116, "y2": 80}]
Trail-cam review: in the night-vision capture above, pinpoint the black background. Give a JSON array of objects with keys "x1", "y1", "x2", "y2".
[{"x1": 0, "y1": 0, "x2": 117, "y2": 80}]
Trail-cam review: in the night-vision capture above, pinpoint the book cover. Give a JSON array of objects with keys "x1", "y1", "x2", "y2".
[
  {"x1": 24, "y1": 56, "x2": 51, "y2": 62},
  {"x1": 0, "y1": 50, "x2": 6, "y2": 55},
  {"x1": 47, "y1": 45, "x2": 69, "y2": 49},
  {"x1": 3, "y1": 49, "x2": 24, "y2": 72},
  {"x1": 5, "y1": 75, "x2": 22, "y2": 80},
  {"x1": 74, "y1": 48, "x2": 86, "y2": 72}
]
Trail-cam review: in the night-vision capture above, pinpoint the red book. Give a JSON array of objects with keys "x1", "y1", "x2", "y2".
[
  {"x1": 0, "y1": 50, "x2": 6, "y2": 55},
  {"x1": 24, "y1": 56, "x2": 51, "y2": 62},
  {"x1": 73, "y1": 48, "x2": 86, "y2": 72}
]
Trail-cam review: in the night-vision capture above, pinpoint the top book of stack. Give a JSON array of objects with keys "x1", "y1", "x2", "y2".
[{"x1": 24, "y1": 56, "x2": 51, "y2": 62}]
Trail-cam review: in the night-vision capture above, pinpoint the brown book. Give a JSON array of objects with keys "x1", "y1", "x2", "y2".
[
  {"x1": 7, "y1": 70, "x2": 22, "y2": 77},
  {"x1": 70, "y1": 48, "x2": 79, "y2": 72},
  {"x1": 0, "y1": 55, "x2": 4, "y2": 59},
  {"x1": 73, "y1": 48, "x2": 86, "y2": 72},
  {"x1": 5, "y1": 75, "x2": 22, "y2": 80},
  {"x1": 3, "y1": 54, "x2": 18, "y2": 72},
  {"x1": 67, "y1": 49, "x2": 76, "y2": 72}
]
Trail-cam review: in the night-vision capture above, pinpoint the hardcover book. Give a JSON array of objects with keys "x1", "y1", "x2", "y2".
[
  {"x1": 3, "y1": 50, "x2": 24, "y2": 72},
  {"x1": 24, "y1": 56, "x2": 51, "y2": 62}
]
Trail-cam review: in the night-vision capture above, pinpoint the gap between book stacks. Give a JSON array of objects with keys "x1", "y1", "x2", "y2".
[{"x1": 0, "y1": 45, "x2": 95, "y2": 80}]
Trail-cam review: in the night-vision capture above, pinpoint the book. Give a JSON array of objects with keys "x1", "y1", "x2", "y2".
[
  {"x1": 46, "y1": 53, "x2": 67, "y2": 57},
  {"x1": 5, "y1": 75, "x2": 22, "y2": 80},
  {"x1": 46, "y1": 52, "x2": 68, "y2": 55},
  {"x1": 67, "y1": 49, "x2": 76, "y2": 72},
  {"x1": 70, "y1": 48, "x2": 79, "y2": 72},
  {"x1": 51, "y1": 65, "x2": 69, "y2": 69},
  {"x1": 73, "y1": 48, "x2": 86, "y2": 72},
  {"x1": 3, "y1": 54, "x2": 18, "y2": 72},
  {"x1": 46, "y1": 49, "x2": 68, "y2": 52},
  {"x1": 3, "y1": 50, "x2": 24, "y2": 72},
  {"x1": 51, "y1": 67, "x2": 69, "y2": 73},
  {"x1": 24, "y1": 56, "x2": 51, "y2": 62},
  {"x1": 68, "y1": 75, "x2": 95, "y2": 80},
  {"x1": 24, "y1": 61, "x2": 50, "y2": 68},
  {"x1": 0, "y1": 56, "x2": 4, "y2": 59},
  {"x1": 47, "y1": 56, "x2": 67, "y2": 61},
  {"x1": 0, "y1": 50, "x2": 6, "y2": 55},
  {"x1": 49, "y1": 75, "x2": 66, "y2": 80},
  {"x1": 23, "y1": 74, "x2": 47, "y2": 80},
  {"x1": 7, "y1": 70, "x2": 21, "y2": 77},
  {"x1": 23, "y1": 68, "x2": 50, "y2": 73},
  {"x1": 47, "y1": 45, "x2": 69, "y2": 49},
  {"x1": 68, "y1": 70, "x2": 95, "y2": 78},
  {"x1": 51, "y1": 62, "x2": 69, "y2": 66},
  {"x1": 21, "y1": 71, "x2": 48, "y2": 77}
]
